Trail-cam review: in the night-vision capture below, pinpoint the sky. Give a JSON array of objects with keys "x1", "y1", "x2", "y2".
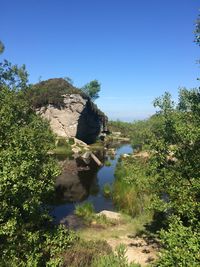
[{"x1": 1, "y1": 0, "x2": 200, "y2": 121}]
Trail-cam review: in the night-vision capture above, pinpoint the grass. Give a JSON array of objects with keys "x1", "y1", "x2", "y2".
[
  {"x1": 62, "y1": 240, "x2": 112, "y2": 267},
  {"x1": 89, "y1": 140, "x2": 104, "y2": 151},
  {"x1": 53, "y1": 137, "x2": 73, "y2": 159},
  {"x1": 78, "y1": 211, "x2": 153, "y2": 242},
  {"x1": 75, "y1": 202, "x2": 117, "y2": 227},
  {"x1": 104, "y1": 160, "x2": 112, "y2": 166},
  {"x1": 103, "y1": 183, "x2": 112, "y2": 198},
  {"x1": 113, "y1": 156, "x2": 152, "y2": 217},
  {"x1": 75, "y1": 202, "x2": 95, "y2": 218}
]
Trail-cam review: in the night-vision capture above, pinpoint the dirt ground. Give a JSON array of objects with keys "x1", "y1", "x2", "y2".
[{"x1": 63, "y1": 212, "x2": 160, "y2": 266}]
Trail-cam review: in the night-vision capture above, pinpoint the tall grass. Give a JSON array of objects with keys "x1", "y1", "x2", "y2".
[
  {"x1": 113, "y1": 157, "x2": 152, "y2": 217},
  {"x1": 75, "y1": 202, "x2": 95, "y2": 218},
  {"x1": 53, "y1": 137, "x2": 73, "y2": 159},
  {"x1": 75, "y1": 202, "x2": 117, "y2": 226},
  {"x1": 103, "y1": 183, "x2": 112, "y2": 198}
]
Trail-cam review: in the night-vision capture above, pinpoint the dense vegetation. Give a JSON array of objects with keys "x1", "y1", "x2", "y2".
[
  {"x1": 110, "y1": 88, "x2": 200, "y2": 266},
  {"x1": 25, "y1": 78, "x2": 86, "y2": 108},
  {"x1": 108, "y1": 115, "x2": 163, "y2": 149},
  {"x1": 24, "y1": 77, "x2": 101, "y2": 109},
  {"x1": 108, "y1": 18, "x2": 200, "y2": 262},
  {"x1": 0, "y1": 60, "x2": 78, "y2": 266},
  {"x1": 150, "y1": 90, "x2": 200, "y2": 266},
  {"x1": 0, "y1": 13, "x2": 199, "y2": 267},
  {"x1": 113, "y1": 157, "x2": 152, "y2": 217}
]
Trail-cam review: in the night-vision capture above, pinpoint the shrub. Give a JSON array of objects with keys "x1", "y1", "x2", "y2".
[
  {"x1": 92, "y1": 244, "x2": 140, "y2": 267},
  {"x1": 104, "y1": 160, "x2": 112, "y2": 166},
  {"x1": 156, "y1": 217, "x2": 200, "y2": 267},
  {"x1": 62, "y1": 240, "x2": 112, "y2": 267},
  {"x1": 113, "y1": 157, "x2": 152, "y2": 217},
  {"x1": 103, "y1": 183, "x2": 112, "y2": 198},
  {"x1": 75, "y1": 202, "x2": 116, "y2": 226},
  {"x1": 75, "y1": 202, "x2": 95, "y2": 219},
  {"x1": 0, "y1": 63, "x2": 78, "y2": 266},
  {"x1": 25, "y1": 78, "x2": 86, "y2": 108}
]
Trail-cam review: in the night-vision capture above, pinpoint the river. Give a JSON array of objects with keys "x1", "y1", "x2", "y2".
[{"x1": 51, "y1": 143, "x2": 133, "y2": 223}]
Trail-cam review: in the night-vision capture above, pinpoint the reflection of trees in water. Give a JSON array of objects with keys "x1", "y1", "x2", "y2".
[{"x1": 55, "y1": 158, "x2": 100, "y2": 204}]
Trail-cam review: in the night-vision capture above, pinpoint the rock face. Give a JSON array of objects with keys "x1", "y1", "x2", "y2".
[{"x1": 37, "y1": 94, "x2": 107, "y2": 144}]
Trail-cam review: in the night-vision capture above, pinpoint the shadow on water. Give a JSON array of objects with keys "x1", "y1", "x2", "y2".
[{"x1": 51, "y1": 143, "x2": 133, "y2": 223}]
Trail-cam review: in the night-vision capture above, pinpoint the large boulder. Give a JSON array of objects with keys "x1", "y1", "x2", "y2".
[{"x1": 30, "y1": 78, "x2": 108, "y2": 144}]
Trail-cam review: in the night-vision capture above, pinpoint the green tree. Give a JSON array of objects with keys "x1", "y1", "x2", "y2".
[
  {"x1": 0, "y1": 62, "x2": 77, "y2": 266},
  {"x1": 0, "y1": 59, "x2": 28, "y2": 90},
  {"x1": 150, "y1": 90, "x2": 200, "y2": 266},
  {"x1": 81, "y1": 79, "x2": 101, "y2": 101},
  {"x1": 151, "y1": 89, "x2": 200, "y2": 221},
  {"x1": 195, "y1": 15, "x2": 200, "y2": 46},
  {"x1": 0, "y1": 41, "x2": 4, "y2": 54}
]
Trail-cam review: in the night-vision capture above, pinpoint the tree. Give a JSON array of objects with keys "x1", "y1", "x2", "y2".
[
  {"x1": 81, "y1": 79, "x2": 101, "y2": 101},
  {"x1": 0, "y1": 62, "x2": 77, "y2": 266},
  {"x1": 195, "y1": 15, "x2": 200, "y2": 46},
  {"x1": 0, "y1": 41, "x2": 4, "y2": 54},
  {"x1": 0, "y1": 59, "x2": 28, "y2": 90},
  {"x1": 150, "y1": 90, "x2": 200, "y2": 266}
]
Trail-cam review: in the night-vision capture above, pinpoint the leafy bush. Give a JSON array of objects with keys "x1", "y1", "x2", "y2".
[
  {"x1": 113, "y1": 157, "x2": 152, "y2": 217},
  {"x1": 0, "y1": 62, "x2": 78, "y2": 266},
  {"x1": 108, "y1": 115, "x2": 163, "y2": 149},
  {"x1": 149, "y1": 89, "x2": 200, "y2": 266},
  {"x1": 156, "y1": 217, "x2": 200, "y2": 266},
  {"x1": 103, "y1": 183, "x2": 112, "y2": 198},
  {"x1": 75, "y1": 202, "x2": 116, "y2": 226},
  {"x1": 75, "y1": 202, "x2": 95, "y2": 219},
  {"x1": 104, "y1": 160, "x2": 112, "y2": 166},
  {"x1": 25, "y1": 78, "x2": 87, "y2": 108}
]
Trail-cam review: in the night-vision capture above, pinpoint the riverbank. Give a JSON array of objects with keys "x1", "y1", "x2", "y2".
[
  {"x1": 50, "y1": 134, "x2": 161, "y2": 266},
  {"x1": 60, "y1": 208, "x2": 158, "y2": 266}
]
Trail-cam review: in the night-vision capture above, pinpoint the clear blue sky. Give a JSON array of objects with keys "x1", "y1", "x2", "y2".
[{"x1": 1, "y1": 0, "x2": 199, "y2": 121}]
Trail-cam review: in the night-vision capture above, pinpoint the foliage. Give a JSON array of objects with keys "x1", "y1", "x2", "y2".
[
  {"x1": 103, "y1": 183, "x2": 112, "y2": 198},
  {"x1": 75, "y1": 202, "x2": 116, "y2": 226},
  {"x1": 0, "y1": 40, "x2": 5, "y2": 54},
  {"x1": 150, "y1": 89, "x2": 200, "y2": 224},
  {"x1": 195, "y1": 14, "x2": 200, "y2": 46},
  {"x1": 113, "y1": 157, "x2": 152, "y2": 217},
  {"x1": 81, "y1": 79, "x2": 101, "y2": 101},
  {"x1": 0, "y1": 59, "x2": 28, "y2": 90},
  {"x1": 25, "y1": 78, "x2": 86, "y2": 108},
  {"x1": 104, "y1": 160, "x2": 112, "y2": 166},
  {"x1": 156, "y1": 217, "x2": 200, "y2": 267},
  {"x1": 53, "y1": 137, "x2": 73, "y2": 159},
  {"x1": 93, "y1": 244, "x2": 140, "y2": 267},
  {"x1": 108, "y1": 115, "x2": 164, "y2": 149},
  {"x1": 149, "y1": 89, "x2": 200, "y2": 265},
  {"x1": 75, "y1": 202, "x2": 95, "y2": 219},
  {"x1": 0, "y1": 62, "x2": 77, "y2": 266},
  {"x1": 63, "y1": 240, "x2": 112, "y2": 267}
]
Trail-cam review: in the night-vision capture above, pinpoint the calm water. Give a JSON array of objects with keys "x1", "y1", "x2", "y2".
[{"x1": 51, "y1": 143, "x2": 133, "y2": 223}]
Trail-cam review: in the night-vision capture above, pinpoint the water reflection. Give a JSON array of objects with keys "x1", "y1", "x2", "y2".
[
  {"x1": 55, "y1": 159, "x2": 100, "y2": 203},
  {"x1": 51, "y1": 143, "x2": 133, "y2": 222}
]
